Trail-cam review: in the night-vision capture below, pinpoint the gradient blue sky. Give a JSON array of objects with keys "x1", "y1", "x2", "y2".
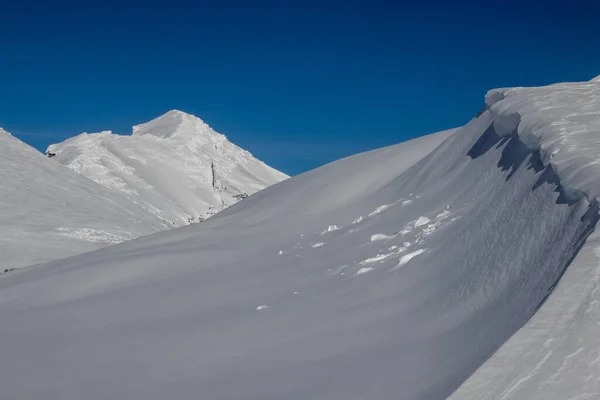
[{"x1": 1, "y1": 0, "x2": 599, "y2": 175}]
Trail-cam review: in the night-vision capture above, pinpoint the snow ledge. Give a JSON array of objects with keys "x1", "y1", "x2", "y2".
[{"x1": 485, "y1": 78, "x2": 600, "y2": 201}]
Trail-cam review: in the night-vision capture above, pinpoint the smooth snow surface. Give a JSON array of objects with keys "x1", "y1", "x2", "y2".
[
  {"x1": 47, "y1": 110, "x2": 287, "y2": 225},
  {"x1": 2, "y1": 79, "x2": 600, "y2": 400},
  {"x1": 0, "y1": 129, "x2": 167, "y2": 270}
]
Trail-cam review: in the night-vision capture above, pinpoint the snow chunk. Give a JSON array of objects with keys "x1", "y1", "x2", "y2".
[
  {"x1": 414, "y1": 216, "x2": 431, "y2": 228},
  {"x1": 362, "y1": 254, "x2": 390, "y2": 264},
  {"x1": 369, "y1": 204, "x2": 393, "y2": 217},
  {"x1": 256, "y1": 305, "x2": 269, "y2": 311},
  {"x1": 321, "y1": 225, "x2": 340, "y2": 234},
  {"x1": 312, "y1": 242, "x2": 324, "y2": 248},
  {"x1": 396, "y1": 249, "x2": 426, "y2": 269},
  {"x1": 355, "y1": 267, "x2": 374, "y2": 275},
  {"x1": 352, "y1": 216, "x2": 364, "y2": 224},
  {"x1": 370, "y1": 233, "x2": 392, "y2": 241}
]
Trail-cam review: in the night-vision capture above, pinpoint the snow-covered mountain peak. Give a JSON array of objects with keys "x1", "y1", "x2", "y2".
[
  {"x1": 591, "y1": 75, "x2": 600, "y2": 82},
  {"x1": 48, "y1": 113, "x2": 288, "y2": 225},
  {"x1": 132, "y1": 109, "x2": 219, "y2": 141},
  {"x1": 0, "y1": 127, "x2": 11, "y2": 136}
]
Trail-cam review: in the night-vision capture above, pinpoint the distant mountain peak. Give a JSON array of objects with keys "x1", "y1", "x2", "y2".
[
  {"x1": 592, "y1": 75, "x2": 600, "y2": 83},
  {"x1": 132, "y1": 109, "x2": 217, "y2": 140},
  {"x1": 47, "y1": 112, "x2": 288, "y2": 225}
]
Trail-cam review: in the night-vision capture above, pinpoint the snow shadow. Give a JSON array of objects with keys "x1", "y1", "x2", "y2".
[{"x1": 468, "y1": 123, "x2": 580, "y2": 205}]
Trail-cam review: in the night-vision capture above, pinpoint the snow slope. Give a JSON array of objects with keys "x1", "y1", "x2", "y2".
[
  {"x1": 0, "y1": 128, "x2": 168, "y2": 271},
  {"x1": 450, "y1": 76, "x2": 600, "y2": 400},
  {"x1": 47, "y1": 110, "x2": 288, "y2": 225},
  {"x1": 1, "y1": 77, "x2": 600, "y2": 400}
]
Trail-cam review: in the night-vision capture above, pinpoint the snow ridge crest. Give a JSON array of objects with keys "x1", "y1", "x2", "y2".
[{"x1": 484, "y1": 79, "x2": 600, "y2": 201}]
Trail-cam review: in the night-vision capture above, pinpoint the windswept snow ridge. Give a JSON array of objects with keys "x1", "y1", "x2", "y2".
[
  {"x1": 486, "y1": 79, "x2": 600, "y2": 200},
  {"x1": 2, "y1": 79, "x2": 600, "y2": 400},
  {"x1": 451, "y1": 77, "x2": 600, "y2": 400},
  {"x1": 0, "y1": 129, "x2": 167, "y2": 270},
  {"x1": 47, "y1": 110, "x2": 288, "y2": 225}
]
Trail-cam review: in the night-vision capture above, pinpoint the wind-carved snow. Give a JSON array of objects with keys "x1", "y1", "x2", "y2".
[
  {"x1": 370, "y1": 233, "x2": 392, "y2": 241},
  {"x1": 352, "y1": 216, "x2": 364, "y2": 224},
  {"x1": 356, "y1": 207, "x2": 457, "y2": 275},
  {"x1": 414, "y1": 216, "x2": 431, "y2": 228},
  {"x1": 355, "y1": 267, "x2": 375, "y2": 275},
  {"x1": 450, "y1": 77, "x2": 600, "y2": 400},
  {"x1": 47, "y1": 110, "x2": 288, "y2": 226},
  {"x1": 4, "y1": 78, "x2": 600, "y2": 400},
  {"x1": 368, "y1": 204, "x2": 394, "y2": 217},
  {"x1": 321, "y1": 225, "x2": 341, "y2": 234},
  {"x1": 396, "y1": 249, "x2": 426, "y2": 269},
  {"x1": 0, "y1": 129, "x2": 167, "y2": 270}
]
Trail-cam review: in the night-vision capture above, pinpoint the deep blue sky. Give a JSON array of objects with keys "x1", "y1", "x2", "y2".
[{"x1": 1, "y1": 0, "x2": 599, "y2": 175}]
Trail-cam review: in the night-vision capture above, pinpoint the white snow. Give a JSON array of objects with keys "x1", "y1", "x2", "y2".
[
  {"x1": 47, "y1": 110, "x2": 287, "y2": 225},
  {"x1": 485, "y1": 81, "x2": 600, "y2": 200},
  {"x1": 368, "y1": 203, "x2": 394, "y2": 217},
  {"x1": 451, "y1": 77, "x2": 600, "y2": 400},
  {"x1": 395, "y1": 249, "x2": 426, "y2": 268},
  {"x1": 0, "y1": 129, "x2": 167, "y2": 270},
  {"x1": 321, "y1": 225, "x2": 340, "y2": 234},
  {"x1": 3, "y1": 78, "x2": 600, "y2": 400},
  {"x1": 414, "y1": 216, "x2": 431, "y2": 227},
  {"x1": 361, "y1": 253, "x2": 392, "y2": 264},
  {"x1": 370, "y1": 233, "x2": 392, "y2": 241},
  {"x1": 355, "y1": 267, "x2": 375, "y2": 275}
]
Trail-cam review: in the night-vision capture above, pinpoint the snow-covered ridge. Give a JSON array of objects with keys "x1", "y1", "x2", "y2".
[
  {"x1": 0, "y1": 129, "x2": 168, "y2": 270},
  {"x1": 486, "y1": 78, "x2": 600, "y2": 200},
  {"x1": 2, "y1": 79, "x2": 600, "y2": 399},
  {"x1": 47, "y1": 110, "x2": 288, "y2": 225}
]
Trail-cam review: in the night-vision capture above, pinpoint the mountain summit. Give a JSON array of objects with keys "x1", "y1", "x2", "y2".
[
  {"x1": 47, "y1": 111, "x2": 288, "y2": 225},
  {"x1": 132, "y1": 110, "x2": 218, "y2": 140}
]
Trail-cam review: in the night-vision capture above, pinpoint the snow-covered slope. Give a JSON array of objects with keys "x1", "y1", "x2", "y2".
[
  {"x1": 450, "y1": 75, "x2": 600, "y2": 400},
  {"x1": 0, "y1": 128, "x2": 168, "y2": 271},
  {"x1": 47, "y1": 110, "x2": 288, "y2": 225},
  {"x1": 2, "y1": 77, "x2": 600, "y2": 400}
]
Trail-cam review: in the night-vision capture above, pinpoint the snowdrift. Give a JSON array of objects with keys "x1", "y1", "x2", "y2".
[{"x1": 2, "y1": 78, "x2": 600, "y2": 399}]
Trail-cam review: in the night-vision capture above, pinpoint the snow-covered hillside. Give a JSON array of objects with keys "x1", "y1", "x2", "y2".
[
  {"x1": 0, "y1": 128, "x2": 168, "y2": 271},
  {"x1": 47, "y1": 110, "x2": 288, "y2": 225},
  {"x1": 2, "y1": 76, "x2": 600, "y2": 400}
]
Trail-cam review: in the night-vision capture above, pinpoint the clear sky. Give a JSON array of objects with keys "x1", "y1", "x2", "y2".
[{"x1": 1, "y1": 0, "x2": 599, "y2": 175}]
